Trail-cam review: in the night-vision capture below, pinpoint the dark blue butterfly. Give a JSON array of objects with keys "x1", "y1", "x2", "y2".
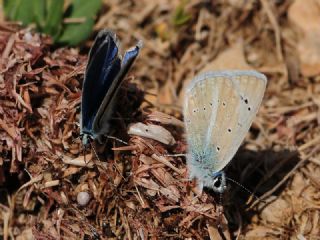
[{"x1": 80, "y1": 30, "x2": 142, "y2": 145}]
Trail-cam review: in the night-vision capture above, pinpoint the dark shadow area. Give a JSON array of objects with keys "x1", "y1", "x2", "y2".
[
  {"x1": 81, "y1": 81, "x2": 144, "y2": 159},
  {"x1": 0, "y1": 160, "x2": 30, "y2": 205},
  {"x1": 222, "y1": 147, "x2": 300, "y2": 237},
  {"x1": 99, "y1": 81, "x2": 144, "y2": 148}
]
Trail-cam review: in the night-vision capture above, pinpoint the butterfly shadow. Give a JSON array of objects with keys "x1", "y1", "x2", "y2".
[
  {"x1": 92, "y1": 82, "x2": 145, "y2": 152},
  {"x1": 221, "y1": 147, "x2": 300, "y2": 236}
]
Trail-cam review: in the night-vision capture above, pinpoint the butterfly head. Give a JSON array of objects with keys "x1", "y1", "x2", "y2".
[
  {"x1": 211, "y1": 171, "x2": 226, "y2": 193},
  {"x1": 79, "y1": 130, "x2": 98, "y2": 147}
]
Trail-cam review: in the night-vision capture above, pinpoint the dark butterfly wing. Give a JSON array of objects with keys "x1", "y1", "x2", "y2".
[
  {"x1": 92, "y1": 42, "x2": 142, "y2": 138},
  {"x1": 80, "y1": 30, "x2": 122, "y2": 136}
]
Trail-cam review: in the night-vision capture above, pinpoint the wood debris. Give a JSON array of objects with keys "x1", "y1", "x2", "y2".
[{"x1": 1, "y1": 0, "x2": 320, "y2": 239}]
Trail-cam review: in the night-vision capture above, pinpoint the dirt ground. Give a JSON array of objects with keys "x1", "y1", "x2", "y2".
[{"x1": 1, "y1": 0, "x2": 320, "y2": 239}]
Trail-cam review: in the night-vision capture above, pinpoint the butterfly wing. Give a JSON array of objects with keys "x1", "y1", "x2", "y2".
[
  {"x1": 184, "y1": 70, "x2": 267, "y2": 181},
  {"x1": 80, "y1": 30, "x2": 122, "y2": 137},
  {"x1": 92, "y1": 41, "x2": 142, "y2": 138}
]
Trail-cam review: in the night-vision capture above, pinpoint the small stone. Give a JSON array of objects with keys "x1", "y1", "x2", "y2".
[{"x1": 77, "y1": 191, "x2": 90, "y2": 206}]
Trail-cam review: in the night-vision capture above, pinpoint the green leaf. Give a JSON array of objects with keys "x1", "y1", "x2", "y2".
[
  {"x1": 32, "y1": 0, "x2": 46, "y2": 29},
  {"x1": 58, "y1": 0, "x2": 101, "y2": 45},
  {"x1": 4, "y1": 0, "x2": 35, "y2": 25},
  {"x1": 173, "y1": 0, "x2": 191, "y2": 27},
  {"x1": 58, "y1": 18, "x2": 95, "y2": 45},
  {"x1": 69, "y1": 0, "x2": 102, "y2": 18},
  {"x1": 43, "y1": 0, "x2": 64, "y2": 40},
  {"x1": 4, "y1": 0, "x2": 102, "y2": 46},
  {"x1": 3, "y1": 0, "x2": 19, "y2": 20}
]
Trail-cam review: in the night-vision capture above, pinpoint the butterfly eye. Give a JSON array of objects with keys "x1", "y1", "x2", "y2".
[{"x1": 212, "y1": 175, "x2": 222, "y2": 188}]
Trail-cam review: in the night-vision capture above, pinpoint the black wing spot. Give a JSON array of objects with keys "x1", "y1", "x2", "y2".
[
  {"x1": 209, "y1": 102, "x2": 213, "y2": 106},
  {"x1": 244, "y1": 99, "x2": 248, "y2": 104},
  {"x1": 217, "y1": 146, "x2": 220, "y2": 151},
  {"x1": 248, "y1": 107, "x2": 251, "y2": 111},
  {"x1": 222, "y1": 102, "x2": 226, "y2": 106},
  {"x1": 203, "y1": 107, "x2": 206, "y2": 111},
  {"x1": 228, "y1": 128, "x2": 231, "y2": 132}
]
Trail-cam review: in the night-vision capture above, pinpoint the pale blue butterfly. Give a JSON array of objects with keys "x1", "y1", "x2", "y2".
[{"x1": 183, "y1": 70, "x2": 267, "y2": 193}]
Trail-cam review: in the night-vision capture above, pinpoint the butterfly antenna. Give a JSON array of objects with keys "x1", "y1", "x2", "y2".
[
  {"x1": 164, "y1": 153, "x2": 187, "y2": 157},
  {"x1": 106, "y1": 135, "x2": 128, "y2": 145},
  {"x1": 225, "y1": 176, "x2": 262, "y2": 204}
]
